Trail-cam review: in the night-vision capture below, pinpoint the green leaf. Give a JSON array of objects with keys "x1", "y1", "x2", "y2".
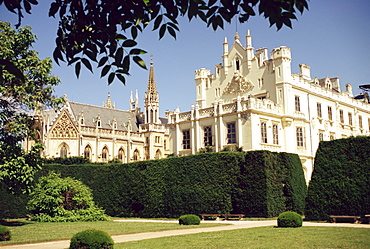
[
  {"x1": 108, "y1": 72, "x2": 115, "y2": 85},
  {"x1": 129, "y1": 49, "x2": 147, "y2": 55},
  {"x1": 131, "y1": 26, "x2": 138, "y2": 40},
  {"x1": 153, "y1": 15, "x2": 163, "y2": 31},
  {"x1": 133, "y1": 56, "x2": 147, "y2": 70},
  {"x1": 75, "y1": 61, "x2": 81, "y2": 78},
  {"x1": 49, "y1": 2, "x2": 60, "y2": 17},
  {"x1": 123, "y1": 55, "x2": 130, "y2": 70}
]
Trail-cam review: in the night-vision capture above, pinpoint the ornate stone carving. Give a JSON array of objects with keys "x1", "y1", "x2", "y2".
[
  {"x1": 50, "y1": 111, "x2": 78, "y2": 138},
  {"x1": 223, "y1": 71, "x2": 254, "y2": 95}
]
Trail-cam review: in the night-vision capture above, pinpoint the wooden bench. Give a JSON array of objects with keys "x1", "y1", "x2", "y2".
[
  {"x1": 329, "y1": 215, "x2": 360, "y2": 223},
  {"x1": 200, "y1": 214, "x2": 221, "y2": 220},
  {"x1": 200, "y1": 214, "x2": 245, "y2": 221},
  {"x1": 223, "y1": 214, "x2": 245, "y2": 220}
]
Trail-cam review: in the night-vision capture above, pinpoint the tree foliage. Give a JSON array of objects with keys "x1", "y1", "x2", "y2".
[
  {"x1": 0, "y1": 21, "x2": 63, "y2": 194},
  {"x1": 27, "y1": 172, "x2": 108, "y2": 222},
  {"x1": 1, "y1": 0, "x2": 309, "y2": 85}
]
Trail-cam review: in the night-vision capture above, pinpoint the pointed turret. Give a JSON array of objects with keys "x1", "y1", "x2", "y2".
[
  {"x1": 144, "y1": 56, "x2": 160, "y2": 124},
  {"x1": 103, "y1": 92, "x2": 115, "y2": 109}
]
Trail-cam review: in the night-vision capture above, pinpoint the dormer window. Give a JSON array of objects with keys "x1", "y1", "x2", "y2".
[
  {"x1": 97, "y1": 120, "x2": 101, "y2": 127},
  {"x1": 80, "y1": 117, "x2": 84, "y2": 125}
]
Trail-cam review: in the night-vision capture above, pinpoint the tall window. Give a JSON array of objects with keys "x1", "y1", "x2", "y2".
[
  {"x1": 296, "y1": 127, "x2": 304, "y2": 147},
  {"x1": 339, "y1": 109, "x2": 344, "y2": 123},
  {"x1": 348, "y1": 112, "x2": 353, "y2": 126},
  {"x1": 155, "y1": 149, "x2": 161, "y2": 159},
  {"x1": 272, "y1": 124, "x2": 279, "y2": 145},
  {"x1": 295, "y1": 96, "x2": 300, "y2": 112},
  {"x1": 317, "y1": 103, "x2": 322, "y2": 118},
  {"x1": 204, "y1": 126, "x2": 213, "y2": 146},
  {"x1": 328, "y1": 106, "x2": 333, "y2": 121},
  {"x1": 359, "y1": 115, "x2": 363, "y2": 129},
  {"x1": 84, "y1": 145, "x2": 91, "y2": 160},
  {"x1": 260, "y1": 122, "x2": 267, "y2": 143},
  {"x1": 102, "y1": 146, "x2": 108, "y2": 162},
  {"x1": 133, "y1": 149, "x2": 139, "y2": 161},
  {"x1": 182, "y1": 130, "x2": 190, "y2": 150},
  {"x1": 118, "y1": 148, "x2": 124, "y2": 162},
  {"x1": 60, "y1": 144, "x2": 68, "y2": 158},
  {"x1": 319, "y1": 131, "x2": 324, "y2": 141},
  {"x1": 227, "y1": 122, "x2": 236, "y2": 144}
]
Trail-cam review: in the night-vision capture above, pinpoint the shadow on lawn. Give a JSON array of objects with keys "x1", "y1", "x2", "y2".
[{"x1": 0, "y1": 219, "x2": 32, "y2": 227}]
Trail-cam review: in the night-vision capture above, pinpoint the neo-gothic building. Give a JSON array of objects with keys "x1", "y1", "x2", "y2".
[
  {"x1": 166, "y1": 30, "x2": 370, "y2": 182},
  {"x1": 32, "y1": 30, "x2": 370, "y2": 182},
  {"x1": 34, "y1": 60, "x2": 170, "y2": 163}
]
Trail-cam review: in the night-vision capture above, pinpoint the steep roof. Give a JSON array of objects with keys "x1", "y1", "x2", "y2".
[{"x1": 68, "y1": 101, "x2": 140, "y2": 132}]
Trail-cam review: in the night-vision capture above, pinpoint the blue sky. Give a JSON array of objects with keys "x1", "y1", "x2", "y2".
[{"x1": 1, "y1": 1, "x2": 370, "y2": 117}]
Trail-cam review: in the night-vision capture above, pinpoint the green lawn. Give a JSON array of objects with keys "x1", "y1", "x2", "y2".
[
  {"x1": 0, "y1": 220, "x2": 225, "y2": 246},
  {"x1": 115, "y1": 226, "x2": 370, "y2": 249}
]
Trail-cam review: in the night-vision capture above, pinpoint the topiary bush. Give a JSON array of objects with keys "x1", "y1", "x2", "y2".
[
  {"x1": 0, "y1": 225, "x2": 11, "y2": 241},
  {"x1": 69, "y1": 229, "x2": 114, "y2": 249},
  {"x1": 277, "y1": 211, "x2": 303, "y2": 227},
  {"x1": 179, "y1": 214, "x2": 201, "y2": 225}
]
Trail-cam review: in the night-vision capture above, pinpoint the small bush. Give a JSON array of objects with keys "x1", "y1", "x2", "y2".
[
  {"x1": 69, "y1": 229, "x2": 114, "y2": 249},
  {"x1": 0, "y1": 225, "x2": 11, "y2": 241},
  {"x1": 179, "y1": 214, "x2": 201, "y2": 225},
  {"x1": 277, "y1": 211, "x2": 303, "y2": 227}
]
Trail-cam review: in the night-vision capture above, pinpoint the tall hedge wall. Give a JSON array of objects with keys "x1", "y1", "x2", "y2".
[
  {"x1": 1, "y1": 151, "x2": 307, "y2": 219},
  {"x1": 305, "y1": 136, "x2": 370, "y2": 220}
]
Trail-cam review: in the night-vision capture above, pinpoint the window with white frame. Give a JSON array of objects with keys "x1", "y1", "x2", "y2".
[
  {"x1": 204, "y1": 126, "x2": 213, "y2": 146},
  {"x1": 272, "y1": 124, "x2": 279, "y2": 145},
  {"x1": 295, "y1": 96, "x2": 300, "y2": 112},
  {"x1": 328, "y1": 106, "x2": 333, "y2": 121},
  {"x1": 227, "y1": 122, "x2": 236, "y2": 144},
  {"x1": 260, "y1": 122, "x2": 267, "y2": 143},
  {"x1": 296, "y1": 127, "x2": 305, "y2": 147},
  {"x1": 339, "y1": 109, "x2": 344, "y2": 123},
  {"x1": 182, "y1": 130, "x2": 190, "y2": 150},
  {"x1": 348, "y1": 112, "x2": 353, "y2": 126},
  {"x1": 317, "y1": 103, "x2": 322, "y2": 118}
]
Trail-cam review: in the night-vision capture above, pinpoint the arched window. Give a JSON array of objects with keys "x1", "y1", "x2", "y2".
[
  {"x1": 155, "y1": 149, "x2": 161, "y2": 160},
  {"x1": 84, "y1": 145, "x2": 92, "y2": 160},
  {"x1": 102, "y1": 146, "x2": 108, "y2": 163},
  {"x1": 235, "y1": 58, "x2": 240, "y2": 71},
  {"x1": 133, "y1": 149, "x2": 139, "y2": 161},
  {"x1": 118, "y1": 148, "x2": 125, "y2": 162},
  {"x1": 60, "y1": 144, "x2": 68, "y2": 158}
]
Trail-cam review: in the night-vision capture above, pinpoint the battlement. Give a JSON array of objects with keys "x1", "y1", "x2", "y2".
[
  {"x1": 271, "y1": 46, "x2": 291, "y2": 60},
  {"x1": 195, "y1": 68, "x2": 211, "y2": 79}
]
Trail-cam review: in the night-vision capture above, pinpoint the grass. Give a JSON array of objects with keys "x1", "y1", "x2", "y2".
[
  {"x1": 115, "y1": 226, "x2": 370, "y2": 249},
  {"x1": 0, "y1": 219, "x2": 226, "y2": 246}
]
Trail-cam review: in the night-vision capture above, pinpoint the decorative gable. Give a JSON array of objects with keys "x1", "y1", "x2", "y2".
[
  {"x1": 223, "y1": 71, "x2": 254, "y2": 95},
  {"x1": 50, "y1": 110, "x2": 78, "y2": 138}
]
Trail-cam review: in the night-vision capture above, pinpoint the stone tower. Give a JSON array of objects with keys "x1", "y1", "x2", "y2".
[{"x1": 144, "y1": 57, "x2": 160, "y2": 124}]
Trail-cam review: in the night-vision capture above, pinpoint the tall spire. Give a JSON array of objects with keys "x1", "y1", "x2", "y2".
[
  {"x1": 146, "y1": 55, "x2": 159, "y2": 102},
  {"x1": 144, "y1": 55, "x2": 160, "y2": 124}
]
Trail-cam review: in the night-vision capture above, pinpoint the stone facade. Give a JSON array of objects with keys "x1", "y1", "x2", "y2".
[
  {"x1": 35, "y1": 60, "x2": 170, "y2": 163},
  {"x1": 166, "y1": 30, "x2": 370, "y2": 182}
]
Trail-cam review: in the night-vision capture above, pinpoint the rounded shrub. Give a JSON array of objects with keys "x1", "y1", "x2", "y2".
[
  {"x1": 0, "y1": 225, "x2": 11, "y2": 241},
  {"x1": 179, "y1": 214, "x2": 201, "y2": 225},
  {"x1": 277, "y1": 211, "x2": 303, "y2": 227},
  {"x1": 69, "y1": 229, "x2": 114, "y2": 249}
]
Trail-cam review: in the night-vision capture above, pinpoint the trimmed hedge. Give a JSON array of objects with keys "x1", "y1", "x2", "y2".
[
  {"x1": 1, "y1": 151, "x2": 307, "y2": 218},
  {"x1": 179, "y1": 214, "x2": 201, "y2": 225},
  {"x1": 69, "y1": 229, "x2": 113, "y2": 249},
  {"x1": 305, "y1": 136, "x2": 370, "y2": 220},
  {"x1": 277, "y1": 211, "x2": 303, "y2": 227}
]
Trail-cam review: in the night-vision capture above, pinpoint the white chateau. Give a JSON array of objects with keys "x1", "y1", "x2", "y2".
[
  {"x1": 34, "y1": 30, "x2": 370, "y2": 182},
  {"x1": 34, "y1": 60, "x2": 170, "y2": 163},
  {"x1": 166, "y1": 30, "x2": 370, "y2": 182}
]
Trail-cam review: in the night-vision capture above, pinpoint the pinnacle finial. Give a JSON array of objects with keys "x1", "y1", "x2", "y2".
[{"x1": 234, "y1": 31, "x2": 240, "y2": 41}]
